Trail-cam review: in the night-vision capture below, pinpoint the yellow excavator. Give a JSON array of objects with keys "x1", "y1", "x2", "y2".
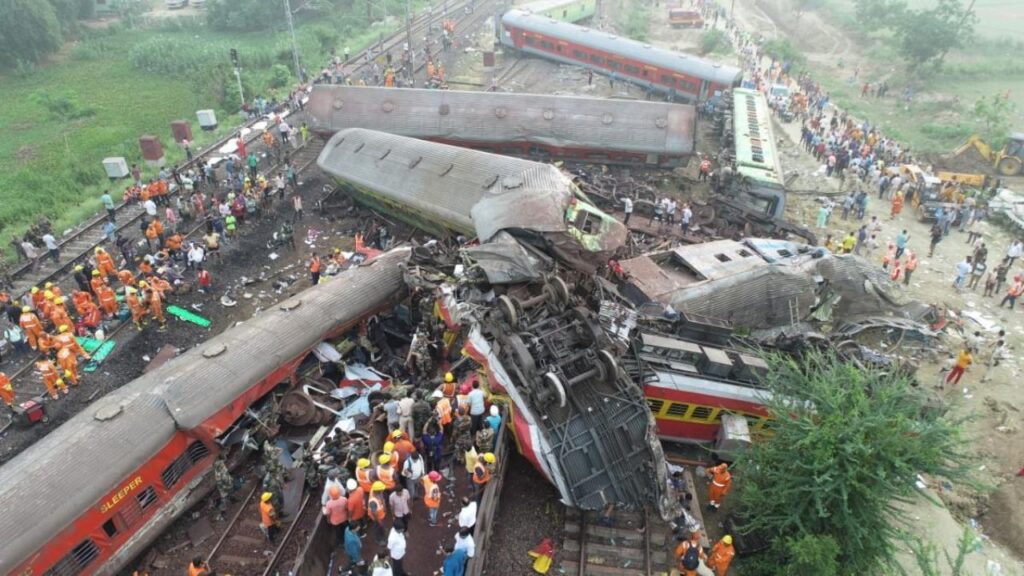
[{"x1": 952, "y1": 134, "x2": 1024, "y2": 176}]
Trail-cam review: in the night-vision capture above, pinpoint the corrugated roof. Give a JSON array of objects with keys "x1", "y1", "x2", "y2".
[
  {"x1": 502, "y1": 9, "x2": 742, "y2": 86},
  {"x1": 0, "y1": 250, "x2": 409, "y2": 574},
  {"x1": 732, "y1": 88, "x2": 784, "y2": 187},
  {"x1": 306, "y1": 86, "x2": 696, "y2": 157}
]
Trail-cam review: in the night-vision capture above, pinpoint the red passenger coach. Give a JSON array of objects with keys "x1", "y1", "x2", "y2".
[
  {"x1": 0, "y1": 250, "x2": 409, "y2": 576},
  {"x1": 499, "y1": 9, "x2": 742, "y2": 102}
]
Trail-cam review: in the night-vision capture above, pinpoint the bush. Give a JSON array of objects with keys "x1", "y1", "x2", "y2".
[
  {"x1": 0, "y1": 0, "x2": 64, "y2": 67},
  {"x1": 699, "y1": 29, "x2": 730, "y2": 55},
  {"x1": 269, "y1": 63, "x2": 291, "y2": 88},
  {"x1": 623, "y1": 4, "x2": 650, "y2": 42}
]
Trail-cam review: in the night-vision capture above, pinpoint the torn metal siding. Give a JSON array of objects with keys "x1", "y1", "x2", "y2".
[{"x1": 306, "y1": 85, "x2": 697, "y2": 157}]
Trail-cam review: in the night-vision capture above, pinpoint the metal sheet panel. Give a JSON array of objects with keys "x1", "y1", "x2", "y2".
[
  {"x1": 502, "y1": 9, "x2": 742, "y2": 86},
  {"x1": 306, "y1": 86, "x2": 696, "y2": 157}
]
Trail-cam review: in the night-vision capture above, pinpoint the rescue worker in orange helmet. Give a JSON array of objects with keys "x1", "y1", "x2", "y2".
[
  {"x1": 19, "y1": 306, "x2": 43, "y2": 350},
  {"x1": 38, "y1": 290, "x2": 55, "y2": 322},
  {"x1": 441, "y1": 371, "x2": 457, "y2": 398},
  {"x1": 707, "y1": 535, "x2": 735, "y2": 576},
  {"x1": 126, "y1": 287, "x2": 147, "y2": 330},
  {"x1": 117, "y1": 268, "x2": 136, "y2": 289},
  {"x1": 37, "y1": 359, "x2": 66, "y2": 399},
  {"x1": 57, "y1": 346, "x2": 81, "y2": 386},
  {"x1": 45, "y1": 281, "x2": 63, "y2": 299},
  {"x1": 147, "y1": 287, "x2": 167, "y2": 331},
  {"x1": 54, "y1": 325, "x2": 89, "y2": 359},
  {"x1": 95, "y1": 247, "x2": 117, "y2": 277},
  {"x1": 706, "y1": 462, "x2": 732, "y2": 511},
  {"x1": 422, "y1": 470, "x2": 443, "y2": 526},
  {"x1": 259, "y1": 492, "x2": 281, "y2": 542},
  {"x1": 0, "y1": 372, "x2": 13, "y2": 408},
  {"x1": 37, "y1": 331, "x2": 56, "y2": 357},
  {"x1": 97, "y1": 283, "x2": 118, "y2": 318},
  {"x1": 367, "y1": 481, "x2": 388, "y2": 545},
  {"x1": 90, "y1": 269, "x2": 108, "y2": 295}
]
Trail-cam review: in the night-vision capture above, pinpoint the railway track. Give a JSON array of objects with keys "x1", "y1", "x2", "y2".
[{"x1": 561, "y1": 508, "x2": 674, "y2": 576}]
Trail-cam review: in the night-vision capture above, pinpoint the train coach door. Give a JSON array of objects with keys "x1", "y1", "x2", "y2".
[
  {"x1": 556, "y1": 40, "x2": 569, "y2": 55},
  {"x1": 699, "y1": 80, "x2": 710, "y2": 101},
  {"x1": 643, "y1": 65, "x2": 657, "y2": 81}
]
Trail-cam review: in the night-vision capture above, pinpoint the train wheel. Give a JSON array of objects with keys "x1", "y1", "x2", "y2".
[
  {"x1": 544, "y1": 277, "x2": 570, "y2": 311},
  {"x1": 498, "y1": 294, "x2": 519, "y2": 329},
  {"x1": 598, "y1": 349, "x2": 618, "y2": 383},
  {"x1": 507, "y1": 333, "x2": 537, "y2": 380},
  {"x1": 542, "y1": 372, "x2": 567, "y2": 409}
]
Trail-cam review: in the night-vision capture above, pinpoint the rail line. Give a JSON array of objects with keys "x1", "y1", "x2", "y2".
[{"x1": 561, "y1": 508, "x2": 670, "y2": 576}]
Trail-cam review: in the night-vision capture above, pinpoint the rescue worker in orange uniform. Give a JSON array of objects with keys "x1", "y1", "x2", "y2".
[
  {"x1": 44, "y1": 282, "x2": 62, "y2": 299},
  {"x1": 441, "y1": 371, "x2": 457, "y2": 398},
  {"x1": 259, "y1": 492, "x2": 281, "y2": 542},
  {"x1": 356, "y1": 458, "x2": 376, "y2": 493},
  {"x1": 57, "y1": 346, "x2": 81, "y2": 386},
  {"x1": 675, "y1": 533, "x2": 706, "y2": 576},
  {"x1": 50, "y1": 298, "x2": 73, "y2": 333},
  {"x1": 0, "y1": 372, "x2": 13, "y2": 408},
  {"x1": 309, "y1": 252, "x2": 322, "y2": 285},
  {"x1": 117, "y1": 269, "x2": 136, "y2": 289},
  {"x1": 95, "y1": 247, "x2": 117, "y2": 278},
  {"x1": 19, "y1": 306, "x2": 44, "y2": 350},
  {"x1": 126, "y1": 287, "x2": 148, "y2": 330},
  {"x1": 72, "y1": 290, "x2": 94, "y2": 316},
  {"x1": 30, "y1": 286, "x2": 45, "y2": 310},
  {"x1": 707, "y1": 535, "x2": 735, "y2": 576},
  {"x1": 38, "y1": 332, "x2": 56, "y2": 356},
  {"x1": 54, "y1": 325, "x2": 89, "y2": 359},
  {"x1": 90, "y1": 270, "x2": 108, "y2": 295},
  {"x1": 392, "y1": 430, "x2": 416, "y2": 467},
  {"x1": 165, "y1": 233, "x2": 184, "y2": 258},
  {"x1": 77, "y1": 301, "x2": 102, "y2": 334},
  {"x1": 473, "y1": 452, "x2": 495, "y2": 502},
  {"x1": 187, "y1": 557, "x2": 209, "y2": 576},
  {"x1": 706, "y1": 462, "x2": 732, "y2": 510},
  {"x1": 97, "y1": 283, "x2": 118, "y2": 318},
  {"x1": 37, "y1": 359, "x2": 66, "y2": 399},
  {"x1": 423, "y1": 470, "x2": 443, "y2": 526},
  {"x1": 145, "y1": 218, "x2": 164, "y2": 251},
  {"x1": 376, "y1": 453, "x2": 397, "y2": 491},
  {"x1": 346, "y1": 478, "x2": 367, "y2": 532},
  {"x1": 367, "y1": 481, "x2": 388, "y2": 545},
  {"x1": 147, "y1": 287, "x2": 167, "y2": 331},
  {"x1": 38, "y1": 291, "x2": 56, "y2": 323}
]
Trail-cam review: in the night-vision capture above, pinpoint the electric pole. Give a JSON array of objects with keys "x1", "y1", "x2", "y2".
[
  {"x1": 230, "y1": 48, "x2": 245, "y2": 110},
  {"x1": 283, "y1": 0, "x2": 302, "y2": 81},
  {"x1": 405, "y1": 0, "x2": 413, "y2": 51}
]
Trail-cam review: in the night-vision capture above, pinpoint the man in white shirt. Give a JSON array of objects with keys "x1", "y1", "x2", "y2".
[
  {"x1": 454, "y1": 527, "x2": 475, "y2": 558},
  {"x1": 622, "y1": 197, "x2": 633, "y2": 225},
  {"x1": 457, "y1": 497, "x2": 477, "y2": 531},
  {"x1": 187, "y1": 243, "x2": 205, "y2": 270},
  {"x1": 41, "y1": 233, "x2": 59, "y2": 263},
  {"x1": 387, "y1": 521, "x2": 407, "y2": 576},
  {"x1": 143, "y1": 198, "x2": 158, "y2": 217}
]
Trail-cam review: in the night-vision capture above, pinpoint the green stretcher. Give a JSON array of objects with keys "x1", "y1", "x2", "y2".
[
  {"x1": 167, "y1": 305, "x2": 211, "y2": 328},
  {"x1": 76, "y1": 336, "x2": 105, "y2": 354},
  {"x1": 83, "y1": 340, "x2": 116, "y2": 373}
]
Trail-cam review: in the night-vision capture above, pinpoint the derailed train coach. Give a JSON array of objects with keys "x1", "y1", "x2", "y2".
[
  {"x1": 305, "y1": 85, "x2": 697, "y2": 168},
  {"x1": 0, "y1": 251, "x2": 410, "y2": 576},
  {"x1": 317, "y1": 127, "x2": 628, "y2": 271}
]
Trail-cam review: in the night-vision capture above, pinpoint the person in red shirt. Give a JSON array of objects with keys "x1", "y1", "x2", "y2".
[{"x1": 346, "y1": 478, "x2": 366, "y2": 533}]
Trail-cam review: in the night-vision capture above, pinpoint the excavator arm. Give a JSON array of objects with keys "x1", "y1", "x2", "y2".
[{"x1": 952, "y1": 135, "x2": 993, "y2": 160}]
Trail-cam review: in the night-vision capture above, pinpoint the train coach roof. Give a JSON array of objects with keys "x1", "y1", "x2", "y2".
[
  {"x1": 317, "y1": 128, "x2": 580, "y2": 242},
  {"x1": 502, "y1": 9, "x2": 742, "y2": 86},
  {"x1": 0, "y1": 250, "x2": 410, "y2": 574},
  {"x1": 306, "y1": 86, "x2": 696, "y2": 156}
]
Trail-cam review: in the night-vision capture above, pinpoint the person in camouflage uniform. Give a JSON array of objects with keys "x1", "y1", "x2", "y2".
[
  {"x1": 474, "y1": 420, "x2": 495, "y2": 453},
  {"x1": 213, "y1": 457, "x2": 234, "y2": 512},
  {"x1": 451, "y1": 407, "x2": 473, "y2": 465},
  {"x1": 411, "y1": 390, "x2": 433, "y2": 434},
  {"x1": 262, "y1": 440, "x2": 286, "y2": 507}
]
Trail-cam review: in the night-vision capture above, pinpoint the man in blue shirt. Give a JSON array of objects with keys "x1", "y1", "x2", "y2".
[
  {"x1": 485, "y1": 405, "x2": 501, "y2": 434},
  {"x1": 442, "y1": 544, "x2": 467, "y2": 576},
  {"x1": 895, "y1": 230, "x2": 910, "y2": 259}
]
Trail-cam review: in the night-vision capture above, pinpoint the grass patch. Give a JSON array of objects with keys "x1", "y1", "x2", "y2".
[{"x1": 0, "y1": 11, "x2": 400, "y2": 255}]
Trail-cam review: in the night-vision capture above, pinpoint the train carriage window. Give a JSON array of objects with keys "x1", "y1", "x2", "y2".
[
  {"x1": 678, "y1": 80, "x2": 697, "y2": 92},
  {"x1": 137, "y1": 486, "x2": 158, "y2": 510},
  {"x1": 666, "y1": 403, "x2": 690, "y2": 418},
  {"x1": 661, "y1": 75, "x2": 676, "y2": 86},
  {"x1": 624, "y1": 64, "x2": 641, "y2": 75},
  {"x1": 161, "y1": 441, "x2": 211, "y2": 489},
  {"x1": 525, "y1": 36, "x2": 536, "y2": 46},
  {"x1": 690, "y1": 406, "x2": 713, "y2": 421},
  {"x1": 540, "y1": 40, "x2": 555, "y2": 50},
  {"x1": 102, "y1": 519, "x2": 119, "y2": 538},
  {"x1": 608, "y1": 59, "x2": 621, "y2": 70},
  {"x1": 44, "y1": 539, "x2": 100, "y2": 576},
  {"x1": 646, "y1": 398, "x2": 665, "y2": 414},
  {"x1": 589, "y1": 54, "x2": 604, "y2": 65},
  {"x1": 573, "y1": 50, "x2": 587, "y2": 59}
]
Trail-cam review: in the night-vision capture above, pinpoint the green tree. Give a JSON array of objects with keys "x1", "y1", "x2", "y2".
[
  {"x1": 853, "y1": 0, "x2": 908, "y2": 31},
  {"x1": 0, "y1": 0, "x2": 63, "y2": 67},
  {"x1": 893, "y1": 0, "x2": 976, "y2": 72},
  {"x1": 699, "y1": 29, "x2": 730, "y2": 55},
  {"x1": 735, "y1": 352, "x2": 974, "y2": 575},
  {"x1": 905, "y1": 526, "x2": 978, "y2": 576},
  {"x1": 762, "y1": 38, "x2": 806, "y2": 68},
  {"x1": 972, "y1": 93, "x2": 1016, "y2": 147}
]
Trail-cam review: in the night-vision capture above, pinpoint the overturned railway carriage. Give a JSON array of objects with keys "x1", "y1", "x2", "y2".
[
  {"x1": 317, "y1": 128, "x2": 627, "y2": 270},
  {"x1": 306, "y1": 86, "x2": 697, "y2": 167},
  {"x1": 0, "y1": 250, "x2": 410, "y2": 576},
  {"x1": 499, "y1": 9, "x2": 742, "y2": 102}
]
